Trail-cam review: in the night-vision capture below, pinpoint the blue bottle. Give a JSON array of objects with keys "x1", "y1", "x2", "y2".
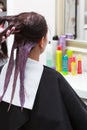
[{"x1": 62, "y1": 55, "x2": 68, "y2": 75}]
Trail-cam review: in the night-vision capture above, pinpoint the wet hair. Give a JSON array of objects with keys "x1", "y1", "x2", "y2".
[
  {"x1": 0, "y1": 41, "x2": 8, "y2": 59},
  {"x1": 0, "y1": 12, "x2": 48, "y2": 110}
]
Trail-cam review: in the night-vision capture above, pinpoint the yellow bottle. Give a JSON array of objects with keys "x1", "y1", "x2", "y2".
[{"x1": 56, "y1": 45, "x2": 62, "y2": 72}]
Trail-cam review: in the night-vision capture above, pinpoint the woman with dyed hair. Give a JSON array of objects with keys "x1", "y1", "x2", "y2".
[{"x1": 0, "y1": 12, "x2": 87, "y2": 130}]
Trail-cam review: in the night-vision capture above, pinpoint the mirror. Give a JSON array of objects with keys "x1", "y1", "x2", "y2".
[
  {"x1": 64, "y1": 0, "x2": 77, "y2": 39},
  {"x1": 0, "y1": 0, "x2": 7, "y2": 15},
  {"x1": 64, "y1": 0, "x2": 87, "y2": 41}
]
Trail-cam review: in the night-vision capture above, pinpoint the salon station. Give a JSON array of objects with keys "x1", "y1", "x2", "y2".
[{"x1": 1, "y1": 0, "x2": 87, "y2": 104}]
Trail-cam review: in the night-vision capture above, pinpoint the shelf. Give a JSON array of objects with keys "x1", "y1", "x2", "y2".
[
  {"x1": 63, "y1": 73, "x2": 87, "y2": 99},
  {"x1": 66, "y1": 39, "x2": 87, "y2": 53},
  {"x1": 84, "y1": 24, "x2": 87, "y2": 29},
  {"x1": 66, "y1": 46, "x2": 87, "y2": 53}
]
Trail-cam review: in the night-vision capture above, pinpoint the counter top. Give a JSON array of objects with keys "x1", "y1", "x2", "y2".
[{"x1": 63, "y1": 73, "x2": 87, "y2": 99}]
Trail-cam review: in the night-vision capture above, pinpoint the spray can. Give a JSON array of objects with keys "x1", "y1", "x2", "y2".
[{"x1": 56, "y1": 45, "x2": 62, "y2": 72}]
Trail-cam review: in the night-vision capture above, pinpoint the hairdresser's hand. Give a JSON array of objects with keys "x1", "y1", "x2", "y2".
[{"x1": 0, "y1": 26, "x2": 15, "y2": 43}]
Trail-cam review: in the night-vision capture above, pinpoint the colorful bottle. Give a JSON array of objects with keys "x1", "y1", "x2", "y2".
[
  {"x1": 77, "y1": 55, "x2": 82, "y2": 74},
  {"x1": 59, "y1": 35, "x2": 66, "y2": 55},
  {"x1": 51, "y1": 36, "x2": 59, "y2": 69},
  {"x1": 66, "y1": 50, "x2": 73, "y2": 72},
  {"x1": 66, "y1": 33, "x2": 74, "y2": 39},
  {"x1": 62, "y1": 55, "x2": 68, "y2": 75},
  {"x1": 46, "y1": 42, "x2": 54, "y2": 68},
  {"x1": 56, "y1": 45, "x2": 62, "y2": 72},
  {"x1": 71, "y1": 56, "x2": 77, "y2": 76}
]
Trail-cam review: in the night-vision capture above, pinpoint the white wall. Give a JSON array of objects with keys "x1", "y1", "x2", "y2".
[{"x1": 7, "y1": 0, "x2": 55, "y2": 36}]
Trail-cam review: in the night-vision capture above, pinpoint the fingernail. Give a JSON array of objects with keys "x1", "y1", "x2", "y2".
[
  {"x1": 11, "y1": 27, "x2": 15, "y2": 33},
  {"x1": 11, "y1": 26, "x2": 15, "y2": 30},
  {"x1": 1, "y1": 36, "x2": 6, "y2": 42},
  {"x1": 6, "y1": 30, "x2": 10, "y2": 36}
]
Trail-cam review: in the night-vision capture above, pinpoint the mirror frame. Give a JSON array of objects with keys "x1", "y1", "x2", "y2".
[
  {"x1": 56, "y1": 0, "x2": 78, "y2": 38},
  {"x1": 56, "y1": 0, "x2": 64, "y2": 36}
]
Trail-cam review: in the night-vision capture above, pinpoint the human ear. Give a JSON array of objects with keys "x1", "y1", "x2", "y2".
[
  {"x1": 39, "y1": 37, "x2": 45, "y2": 48},
  {"x1": 39, "y1": 36, "x2": 48, "y2": 49}
]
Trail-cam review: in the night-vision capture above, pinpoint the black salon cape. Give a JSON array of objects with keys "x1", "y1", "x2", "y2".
[{"x1": 0, "y1": 66, "x2": 87, "y2": 130}]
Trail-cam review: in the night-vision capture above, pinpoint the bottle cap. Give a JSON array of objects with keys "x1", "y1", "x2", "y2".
[
  {"x1": 63, "y1": 55, "x2": 68, "y2": 60},
  {"x1": 57, "y1": 45, "x2": 62, "y2": 50},
  {"x1": 53, "y1": 35, "x2": 59, "y2": 40},
  {"x1": 72, "y1": 56, "x2": 76, "y2": 62},
  {"x1": 78, "y1": 54, "x2": 82, "y2": 61},
  {"x1": 59, "y1": 35, "x2": 66, "y2": 43},
  {"x1": 66, "y1": 50, "x2": 73, "y2": 57}
]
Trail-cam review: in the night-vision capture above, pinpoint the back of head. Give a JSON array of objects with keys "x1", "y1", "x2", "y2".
[
  {"x1": 0, "y1": 12, "x2": 48, "y2": 42},
  {"x1": 19, "y1": 12, "x2": 48, "y2": 42}
]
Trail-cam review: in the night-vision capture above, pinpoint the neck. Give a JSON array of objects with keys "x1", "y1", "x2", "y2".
[
  {"x1": 28, "y1": 48, "x2": 40, "y2": 61},
  {"x1": 28, "y1": 54, "x2": 39, "y2": 61},
  {"x1": 28, "y1": 42, "x2": 41, "y2": 61}
]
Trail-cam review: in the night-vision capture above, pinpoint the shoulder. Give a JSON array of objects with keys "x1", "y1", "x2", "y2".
[
  {"x1": 43, "y1": 65, "x2": 65, "y2": 81},
  {"x1": 43, "y1": 66, "x2": 74, "y2": 97},
  {"x1": 43, "y1": 65, "x2": 71, "y2": 89}
]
